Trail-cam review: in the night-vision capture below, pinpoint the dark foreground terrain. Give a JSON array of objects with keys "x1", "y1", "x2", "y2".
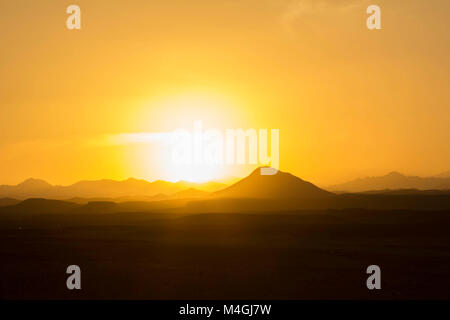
[{"x1": 1, "y1": 209, "x2": 450, "y2": 299}]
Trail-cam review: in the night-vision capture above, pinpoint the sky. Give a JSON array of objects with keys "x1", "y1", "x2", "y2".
[{"x1": 0, "y1": 0, "x2": 449, "y2": 186}]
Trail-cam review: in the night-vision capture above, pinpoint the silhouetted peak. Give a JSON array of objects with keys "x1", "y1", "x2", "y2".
[
  {"x1": 385, "y1": 171, "x2": 405, "y2": 178},
  {"x1": 152, "y1": 179, "x2": 173, "y2": 185},
  {"x1": 122, "y1": 178, "x2": 152, "y2": 187},
  {"x1": 215, "y1": 168, "x2": 332, "y2": 199},
  {"x1": 249, "y1": 166, "x2": 276, "y2": 176},
  {"x1": 435, "y1": 170, "x2": 450, "y2": 178},
  {"x1": 12, "y1": 198, "x2": 79, "y2": 214},
  {"x1": 17, "y1": 178, "x2": 52, "y2": 189},
  {"x1": 247, "y1": 167, "x2": 304, "y2": 182}
]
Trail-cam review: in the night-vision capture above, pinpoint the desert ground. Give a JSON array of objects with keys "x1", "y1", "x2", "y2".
[{"x1": 1, "y1": 208, "x2": 450, "y2": 299}]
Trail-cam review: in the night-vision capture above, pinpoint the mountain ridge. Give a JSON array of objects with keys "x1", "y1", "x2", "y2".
[
  {"x1": 329, "y1": 171, "x2": 450, "y2": 192},
  {"x1": 0, "y1": 177, "x2": 226, "y2": 200},
  {"x1": 4, "y1": 168, "x2": 450, "y2": 214}
]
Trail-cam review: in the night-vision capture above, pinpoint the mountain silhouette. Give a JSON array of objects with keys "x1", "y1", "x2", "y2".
[
  {"x1": 0, "y1": 198, "x2": 20, "y2": 207},
  {"x1": 5, "y1": 198, "x2": 80, "y2": 214},
  {"x1": 434, "y1": 170, "x2": 450, "y2": 178},
  {"x1": 170, "y1": 188, "x2": 209, "y2": 199},
  {"x1": 4, "y1": 168, "x2": 450, "y2": 214},
  {"x1": 66, "y1": 193, "x2": 169, "y2": 204},
  {"x1": 214, "y1": 167, "x2": 333, "y2": 199},
  {"x1": 0, "y1": 178, "x2": 226, "y2": 200},
  {"x1": 329, "y1": 172, "x2": 450, "y2": 192},
  {"x1": 17, "y1": 178, "x2": 53, "y2": 190},
  {"x1": 0, "y1": 178, "x2": 53, "y2": 199}
]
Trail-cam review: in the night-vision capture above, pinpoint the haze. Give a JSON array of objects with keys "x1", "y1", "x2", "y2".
[{"x1": 1, "y1": 0, "x2": 449, "y2": 185}]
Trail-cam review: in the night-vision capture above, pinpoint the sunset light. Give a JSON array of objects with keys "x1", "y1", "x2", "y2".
[{"x1": 1, "y1": 0, "x2": 450, "y2": 305}]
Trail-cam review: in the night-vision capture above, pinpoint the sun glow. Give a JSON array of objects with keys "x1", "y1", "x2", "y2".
[
  {"x1": 135, "y1": 92, "x2": 241, "y2": 131},
  {"x1": 130, "y1": 92, "x2": 243, "y2": 183}
]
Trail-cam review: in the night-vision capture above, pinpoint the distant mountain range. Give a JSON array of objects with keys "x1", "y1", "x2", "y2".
[
  {"x1": 0, "y1": 177, "x2": 226, "y2": 200},
  {"x1": 0, "y1": 167, "x2": 336, "y2": 214},
  {"x1": 434, "y1": 170, "x2": 450, "y2": 178},
  {"x1": 3, "y1": 168, "x2": 450, "y2": 214},
  {"x1": 0, "y1": 168, "x2": 332, "y2": 202},
  {"x1": 3, "y1": 169, "x2": 450, "y2": 201},
  {"x1": 329, "y1": 171, "x2": 450, "y2": 192}
]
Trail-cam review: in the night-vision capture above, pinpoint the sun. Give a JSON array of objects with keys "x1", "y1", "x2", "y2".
[
  {"x1": 125, "y1": 91, "x2": 248, "y2": 183},
  {"x1": 146, "y1": 92, "x2": 239, "y2": 183}
]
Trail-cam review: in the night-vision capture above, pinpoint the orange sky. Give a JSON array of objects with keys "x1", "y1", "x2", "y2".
[{"x1": 0, "y1": 0, "x2": 449, "y2": 186}]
